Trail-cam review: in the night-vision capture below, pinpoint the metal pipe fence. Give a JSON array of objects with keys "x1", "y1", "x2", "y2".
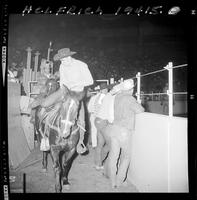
[{"x1": 136, "y1": 62, "x2": 187, "y2": 116}]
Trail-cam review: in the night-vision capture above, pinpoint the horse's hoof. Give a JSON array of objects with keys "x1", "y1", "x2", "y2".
[
  {"x1": 55, "y1": 185, "x2": 61, "y2": 193},
  {"x1": 117, "y1": 180, "x2": 128, "y2": 188},
  {"x1": 121, "y1": 181, "x2": 129, "y2": 187},
  {"x1": 42, "y1": 168, "x2": 47, "y2": 173},
  {"x1": 111, "y1": 184, "x2": 117, "y2": 189},
  {"x1": 63, "y1": 184, "x2": 70, "y2": 190},
  {"x1": 102, "y1": 171, "x2": 109, "y2": 179}
]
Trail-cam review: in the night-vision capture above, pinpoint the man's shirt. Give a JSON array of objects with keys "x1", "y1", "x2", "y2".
[
  {"x1": 88, "y1": 93, "x2": 106, "y2": 117},
  {"x1": 59, "y1": 58, "x2": 93, "y2": 91},
  {"x1": 113, "y1": 91, "x2": 145, "y2": 131},
  {"x1": 97, "y1": 93, "x2": 115, "y2": 123}
]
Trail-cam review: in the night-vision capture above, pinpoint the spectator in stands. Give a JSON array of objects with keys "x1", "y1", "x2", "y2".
[{"x1": 161, "y1": 83, "x2": 168, "y2": 105}]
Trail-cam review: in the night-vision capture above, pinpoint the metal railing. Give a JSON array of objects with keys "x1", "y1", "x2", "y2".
[
  {"x1": 135, "y1": 62, "x2": 187, "y2": 117},
  {"x1": 28, "y1": 81, "x2": 39, "y2": 98}
]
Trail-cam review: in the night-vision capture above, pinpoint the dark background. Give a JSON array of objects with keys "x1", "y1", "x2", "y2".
[{"x1": 8, "y1": 14, "x2": 189, "y2": 92}]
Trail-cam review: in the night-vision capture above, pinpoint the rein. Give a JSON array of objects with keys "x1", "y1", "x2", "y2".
[
  {"x1": 49, "y1": 118, "x2": 80, "y2": 140},
  {"x1": 42, "y1": 99, "x2": 83, "y2": 140},
  {"x1": 61, "y1": 98, "x2": 75, "y2": 126},
  {"x1": 39, "y1": 88, "x2": 85, "y2": 142}
]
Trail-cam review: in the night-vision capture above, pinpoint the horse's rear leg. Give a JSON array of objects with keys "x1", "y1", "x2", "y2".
[{"x1": 61, "y1": 148, "x2": 76, "y2": 190}]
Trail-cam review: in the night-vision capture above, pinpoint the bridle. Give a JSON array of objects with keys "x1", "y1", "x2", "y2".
[
  {"x1": 60, "y1": 99, "x2": 76, "y2": 127},
  {"x1": 59, "y1": 98, "x2": 79, "y2": 138},
  {"x1": 46, "y1": 79, "x2": 59, "y2": 96},
  {"x1": 39, "y1": 94, "x2": 83, "y2": 141}
]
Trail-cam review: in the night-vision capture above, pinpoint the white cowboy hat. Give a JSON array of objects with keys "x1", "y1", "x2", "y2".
[
  {"x1": 121, "y1": 79, "x2": 134, "y2": 90},
  {"x1": 53, "y1": 48, "x2": 76, "y2": 61}
]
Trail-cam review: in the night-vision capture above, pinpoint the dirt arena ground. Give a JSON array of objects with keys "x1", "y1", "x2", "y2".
[{"x1": 9, "y1": 145, "x2": 139, "y2": 193}]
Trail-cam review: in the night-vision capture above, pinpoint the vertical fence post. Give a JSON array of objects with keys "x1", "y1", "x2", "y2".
[
  {"x1": 26, "y1": 47, "x2": 32, "y2": 96},
  {"x1": 26, "y1": 47, "x2": 32, "y2": 70},
  {"x1": 22, "y1": 69, "x2": 26, "y2": 94},
  {"x1": 168, "y1": 62, "x2": 173, "y2": 117},
  {"x1": 164, "y1": 62, "x2": 173, "y2": 192},
  {"x1": 136, "y1": 72, "x2": 141, "y2": 104},
  {"x1": 110, "y1": 77, "x2": 114, "y2": 84},
  {"x1": 164, "y1": 62, "x2": 173, "y2": 117},
  {"x1": 34, "y1": 51, "x2": 40, "y2": 81},
  {"x1": 50, "y1": 61, "x2": 54, "y2": 75}
]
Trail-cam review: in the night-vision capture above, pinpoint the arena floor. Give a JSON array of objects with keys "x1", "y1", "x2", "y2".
[{"x1": 9, "y1": 145, "x2": 139, "y2": 193}]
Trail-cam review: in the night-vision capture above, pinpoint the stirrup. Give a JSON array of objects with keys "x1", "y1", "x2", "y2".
[{"x1": 76, "y1": 142, "x2": 87, "y2": 154}]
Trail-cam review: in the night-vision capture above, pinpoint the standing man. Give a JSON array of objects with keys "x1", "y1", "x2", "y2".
[
  {"x1": 101, "y1": 79, "x2": 145, "y2": 188},
  {"x1": 41, "y1": 48, "x2": 94, "y2": 153},
  {"x1": 87, "y1": 83, "x2": 108, "y2": 169}
]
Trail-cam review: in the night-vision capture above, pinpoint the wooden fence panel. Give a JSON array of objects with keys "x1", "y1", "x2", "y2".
[{"x1": 8, "y1": 82, "x2": 31, "y2": 169}]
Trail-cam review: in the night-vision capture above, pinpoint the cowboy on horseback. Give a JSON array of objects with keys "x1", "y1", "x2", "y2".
[{"x1": 30, "y1": 48, "x2": 94, "y2": 153}]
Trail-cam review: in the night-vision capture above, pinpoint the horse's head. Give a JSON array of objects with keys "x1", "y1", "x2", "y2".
[
  {"x1": 59, "y1": 85, "x2": 85, "y2": 138},
  {"x1": 45, "y1": 78, "x2": 59, "y2": 96}
]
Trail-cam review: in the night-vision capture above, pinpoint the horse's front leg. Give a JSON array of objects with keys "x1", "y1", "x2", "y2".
[
  {"x1": 42, "y1": 151, "x2": 49, "y2": 172},
  {"x1": 61, "y1": 148, "x2": 76, "y2": 191},
  {"x1": 51, "y1": 145, "x2": 62, "y2": 193}
]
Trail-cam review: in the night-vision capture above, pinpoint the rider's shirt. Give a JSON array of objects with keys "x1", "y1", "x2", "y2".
[{"x1": 59, "y1": 58, "x2": 93, "y2": 92}]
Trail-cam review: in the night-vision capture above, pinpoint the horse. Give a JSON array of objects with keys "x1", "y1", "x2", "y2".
[{"x1": 34, "y1": 80, "x2": 85, "y2": 192}]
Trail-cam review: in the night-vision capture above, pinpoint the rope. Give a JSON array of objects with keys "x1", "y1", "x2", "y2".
[
  {"x1": 131, "y1": 75, "x2": 137, "y2": 80},
  {"x1": 48, "y1": 117, "x2": 82, "y2": 139},
  {"x1": 136, "y1": 63, "x2": 188, "y2": 78},
  {"x1": 172, "y1": 64, "x2": 188, "y2": 69},
  {"x1": 173, "y1": 92, "x2": 187, "y2": 95},
  {"x1": 140, "y1": 92, "x2": 187, "y2": 96},
  {"x1": 39, "y1": 106, "x2": 60, "y2": 138},
  {"x1": 140, "y1": 92, "x2": 167, "y2": 96},
  {"x1": 47, "y1": 113, "x2": 61, "y2": 135},
  {"x1": 15, "y1": 157, "x2": 43, "y2": 171},
  {"x1": 61, "y1": 126, "x2": 80, "y2": 140},
  {"x1": 140, "y1": 68, "x2": 167, "y2": 77}
]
